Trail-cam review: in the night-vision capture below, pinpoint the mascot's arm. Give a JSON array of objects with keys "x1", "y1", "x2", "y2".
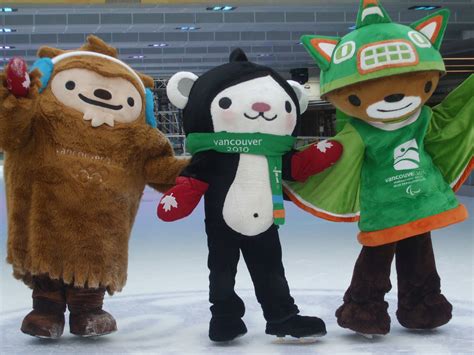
[
  {"x1": 283, "y1": 122, "x2": 364, "y2": 222},
  {"x1": 0, "y1": 69, "x2": 41, "y2": 151},
  {"x1": 425, "y1": 74, "x2": 474, "y2": 191},
  {"x1": 145, "y1": 134, "x2": 190, "y2": 192},
  {"x1": 282, "y1": 140, "x2": 343, "y2": 182},
  {"x1": 156, "y1": 151, "x2": 210, "y2": 222}
]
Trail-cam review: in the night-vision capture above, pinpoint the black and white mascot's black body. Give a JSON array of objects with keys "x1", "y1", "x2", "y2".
[{"x1": 157, "y1": 49, "x2": 343, "y2": 342}]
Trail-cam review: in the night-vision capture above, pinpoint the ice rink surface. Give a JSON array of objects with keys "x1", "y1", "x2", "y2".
[{"x1": 1, "y1": 168, "x2": 473, "y2": 354}]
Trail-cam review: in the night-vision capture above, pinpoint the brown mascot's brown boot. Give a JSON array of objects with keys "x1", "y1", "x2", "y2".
[
  {"x1": 396, "y1": 233, "x2": 452, "y2": 329},
  {"x1": 21, "y1": 275, "x2": 66, "y2": 339},
  {"x1": 66, "y1": 285, "x2": 117, "y2": 337},
  {"x1": 336, "y1": 243, "x2": 396, "y2": 335}
]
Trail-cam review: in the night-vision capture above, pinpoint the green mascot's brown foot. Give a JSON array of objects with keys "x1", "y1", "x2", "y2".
[
  {"x1": 21, "y1": 275, "x2": 66, "y2": 339},
  {"x1": 66, "y1": 285, "x2": 117, "y2": 337},
  {"x1": 335, "y1": 299, "x2": 391, "y2": 335},
  {"x1": 397, "y1": 293, "x2": 452, "y2": 330},
  {"x1": 396, "y1": 234, "x2": 452, "y2": 330},
  {"x1": 337, "y1": 243, "x2": 396, "y2": 336}
]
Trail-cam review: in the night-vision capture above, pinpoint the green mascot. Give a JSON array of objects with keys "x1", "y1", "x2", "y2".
[{"x1": 284, "y1": 0, "x2": 473, "y2": 336}]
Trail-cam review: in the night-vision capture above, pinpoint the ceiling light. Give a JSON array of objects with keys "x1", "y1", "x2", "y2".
[
  {"x1": 0, "y1": 45, "x2": 14, "y2": 49},
  {"x1": 1, "y1": 8, "x2": 17, "y2": 12},
  {"x1": 149, "y1": 43, "x2": 169, "y2": 47},
  {"x1": 348, "y1": 24, "x2": 356, "y2": 30},
  {"x1": 176, "y1": 26, "x2": 200, "y2": 31},
  {"x1": 129, "y1": 55, "x2": 145, "y2": 59},
  {"x1": 258, "y1": 54, "x2": 273, "y2": 57},
  {"x1": 408, "y1": 5, "x2": 441, "y2": 10},
  {"x1": 0, "y1": 28, "x2": 16, "y2": 33},
  {"x1": 0, "y1": 58, "x2": 10, "y2": 62},
  {"x1": 207, "y1": 6, "x2": 236, "y2": 11}
]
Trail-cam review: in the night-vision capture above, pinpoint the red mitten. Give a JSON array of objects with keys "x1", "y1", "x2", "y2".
[
  {"x1": 157, "y1": 176, "x2": 209, "y2": 222},
  {"x1": 5, "y1": 57, "x2": 30, "y2": 97},
  {"x1": 291, "y1": 140, "x2": 343, "y2": 182}
]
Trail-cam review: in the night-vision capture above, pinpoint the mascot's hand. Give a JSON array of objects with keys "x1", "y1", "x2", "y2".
[
  {"x1": 1, "y1": 61, "x2": 41, "y2": 116},
  {"x1": 291, "y1": 140, "x2": 343, "y2": 182},
  {"x1": 5, "y1": 57, "x2": 30, "y2": 97},
  {"x1": 157, "y1": 176, "x2": 209, "y2": 222}
]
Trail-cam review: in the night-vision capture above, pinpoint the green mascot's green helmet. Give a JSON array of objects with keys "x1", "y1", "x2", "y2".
[{"x1": 301, "y1": 0, "x2": 449, "y2": 97}]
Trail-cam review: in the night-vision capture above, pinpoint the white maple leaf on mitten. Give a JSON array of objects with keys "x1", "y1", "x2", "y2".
[
  {"x1": 22, "y1": 74, "x2": 31, "y2": 90},
  {"x1": 160, "y1": 193, "x2": 178, "y2": 212},
  {"x1": 316, "y1": 140, "x2": 333, "y2": 153}
]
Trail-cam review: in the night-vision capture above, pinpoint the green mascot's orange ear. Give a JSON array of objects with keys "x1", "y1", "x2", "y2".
[
  {"x1": 300, "y1": 35, "x2": 341, "y2": 71},
  {"x1": 410, "y1": 9, "x2": 450, "y2": 50}
]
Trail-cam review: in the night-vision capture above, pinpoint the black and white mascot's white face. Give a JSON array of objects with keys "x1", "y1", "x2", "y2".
[{"x1": 167, "y1": 49, "x2": 308, "y2": 137}]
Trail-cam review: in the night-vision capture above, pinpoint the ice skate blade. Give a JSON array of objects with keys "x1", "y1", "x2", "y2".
[
  {"x1": 273, "y1": 333, "x2": 326, "y2": 344},
  {"x1": 32, "y1": 334, "x2": 61, "y2": 340},
  {"x1": 356, "y1": 332, "x2": 380, "y2": 339},
  {"x1": 21, "y1": 329, "x2": 62, "y2": 340},
  {"x1": 210, "y1": 332, "x2": 246, "y2": 343},
  {"x1": 72, "y1": 329, "x2": 117, "y2": 338}
]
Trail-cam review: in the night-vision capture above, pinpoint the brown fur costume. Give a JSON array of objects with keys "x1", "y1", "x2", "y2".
[{"x1": 1, "y1": 36, "x2": 187, "y2": 295}]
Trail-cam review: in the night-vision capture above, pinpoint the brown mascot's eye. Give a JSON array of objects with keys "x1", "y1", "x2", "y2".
[
  {"x1": 348, "y1": 95, "x2": 361, "y2": 107},
  {"x1": 127, "y1": 97, "x2": 135, "y2": 107},
  {"x1": 424, "y1": 81, "x2": 433, "y2": 93},
  {"x1": 65, "y1": 81, "x2": 75, "y2": 90}
]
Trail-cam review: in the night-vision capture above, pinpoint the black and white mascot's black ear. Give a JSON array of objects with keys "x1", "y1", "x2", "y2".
[
  {"x1": 158, "y1": 48, "x2": 342, "y2": 342},
  {"x1": 166, "y1": 48, "x2": 308, "y2": 136}
]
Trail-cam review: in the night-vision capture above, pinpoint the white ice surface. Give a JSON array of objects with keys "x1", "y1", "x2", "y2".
[{"x1": 0, "y1": 174, "x2": 473, "y2": 354}]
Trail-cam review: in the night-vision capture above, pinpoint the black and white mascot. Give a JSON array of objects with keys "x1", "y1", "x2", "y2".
[{"x1": 157, "y1": 49, "x2": 343, "y2": 342}]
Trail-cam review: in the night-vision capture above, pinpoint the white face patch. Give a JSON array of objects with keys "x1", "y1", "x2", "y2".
[
  {"x1": 210, "y1": 76, "x2": 297, "y2": 135},
  {"x1": 366, "y1": 96, "x2": 422, "y2": 120},
  {"x1": 51, "y1": 68, "x2": 143, "y2": 128}
]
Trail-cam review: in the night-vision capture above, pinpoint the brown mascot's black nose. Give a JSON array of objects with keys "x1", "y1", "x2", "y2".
[
  {"x1": 94, "y1": 89, "x2": 112, "y2": 100},
  {"x1": 384, "y1": 93, "x2": 405, "y2": 102}
]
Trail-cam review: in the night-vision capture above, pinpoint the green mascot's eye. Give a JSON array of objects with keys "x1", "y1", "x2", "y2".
[
  {"x1": 348, "y1": 95, "x2": 361, "y2": 107},
  {"x1": 424, "y1": 81, "x2": 433, "y2": 93}
]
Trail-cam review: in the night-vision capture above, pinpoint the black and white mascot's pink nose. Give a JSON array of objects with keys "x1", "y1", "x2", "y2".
[{"x1": 157, "y1": 49, "x2": 343, "y2": 342}]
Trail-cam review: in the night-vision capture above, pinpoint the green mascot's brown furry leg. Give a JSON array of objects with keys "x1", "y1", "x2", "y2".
[
  {"x1": 396, "y1": 233, "x2": 453, "y2": 329},
  {"x1": 336, "y1": 233, "x2": 453, "y2": 335},
  {"x1": 335, "y1": 243, "x2": 395, "y2": 335}
]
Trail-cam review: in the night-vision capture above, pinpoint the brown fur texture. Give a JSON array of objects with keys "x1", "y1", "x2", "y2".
[
  {"x1": 1, "y1": 36, "x2": 188, "y2": 294},
  {"x1": 336, "y1": 234, "x2": 453, "y2": 334},
  {"x1": 326, "y1": 70, "x2": 440, "y2": 123}
]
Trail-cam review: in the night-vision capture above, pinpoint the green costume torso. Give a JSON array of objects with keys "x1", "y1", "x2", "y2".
[{"x1": 350, "y1": 106, "x2": 459, "y2": 232}]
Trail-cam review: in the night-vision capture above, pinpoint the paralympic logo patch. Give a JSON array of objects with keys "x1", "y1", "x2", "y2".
[{"x1": 394, "y1": 139, "x2": 420, "y2": 170}]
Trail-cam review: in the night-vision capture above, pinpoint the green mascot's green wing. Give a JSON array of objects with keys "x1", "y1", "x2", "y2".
[
  {"x1": 425, "y1": 74, "x2": 474, "y2": 191},
  {"x1": 283, "y1": 122, "x2": 364, "y2": 222}
]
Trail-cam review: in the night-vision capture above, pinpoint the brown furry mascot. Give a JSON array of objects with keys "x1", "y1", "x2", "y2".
[{"x1": 0, "y1": 36, "x2": 187, "y2": 338}]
